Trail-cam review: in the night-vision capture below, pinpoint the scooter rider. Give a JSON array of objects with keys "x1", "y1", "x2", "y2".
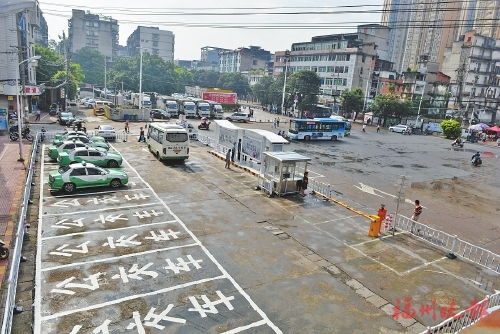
[{"x1": 471, "y1": 151, "x2": 481, "y2": 165}]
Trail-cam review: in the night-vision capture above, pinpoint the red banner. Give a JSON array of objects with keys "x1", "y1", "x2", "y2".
[{"x1": 202, "y1": 92, "x2": 237, "y2": 104}]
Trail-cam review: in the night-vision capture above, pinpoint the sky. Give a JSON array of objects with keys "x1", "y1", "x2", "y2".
[{"x1": 40, "y1": 0, "x2": 384, "y2": 60}]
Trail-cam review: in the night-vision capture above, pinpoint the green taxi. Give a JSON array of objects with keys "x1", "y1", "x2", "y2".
[
  {"x1": 57, "y1": 146, "x2": 123, "y2": 167},
  {"x1": 48, "y1": 162, "x2": 128, "y2": 193},
  {"x1": 53, "y1": 133, "x2": 106, "y2": 146},
  {"x1": 47, "y1": 140, "x2": 107, "y2": 160}
]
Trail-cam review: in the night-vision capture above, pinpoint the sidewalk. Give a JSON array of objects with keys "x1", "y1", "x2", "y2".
[
  {"x1": 0, "y1": 134, "x2": 30, "y2": 290},
  {"x1": 27, "y1": 111, "x2": 57, "y2": 125}
]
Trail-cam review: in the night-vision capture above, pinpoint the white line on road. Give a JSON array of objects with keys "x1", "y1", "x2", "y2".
[
  {"x1": 40, "y1": 275, "x2": 227, "y2": 321},
  {"x1": 41, "y1": 242, "x2": 199, "y2": 272},
  {"x1": 312, "y1": 215, "x2": 360, "y2": 226},
  {"x1": 221, "y1": 319, "x2": 268, "y2": 334},
  {"x1": 115, "y1": 147, "x2": 283, "y2": 333},
  {"x1": 41, "y1": 220, "x2": 179, "y2": 240},
  {"x1": 43, "y1": 202, "x2": 161, "y2": 216},
  {"x1": 45, "y1": 187, "x2": 152, "y2": 198}
]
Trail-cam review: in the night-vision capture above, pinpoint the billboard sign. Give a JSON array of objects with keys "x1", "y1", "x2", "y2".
[
  {"x1": 242, "y1": 135, "x2": 262, "y2": 162},
  {"x1": 202, "y1": 92, "x2": 237, "y2": 104}
]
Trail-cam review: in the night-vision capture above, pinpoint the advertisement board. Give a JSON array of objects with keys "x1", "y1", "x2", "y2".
[
  {"x1": 202, "y1": 92, "x2": 237, "y2": 104},
  {"x1": 219, "y1": 128, "x2": 236, "y2": 149},
  {"x1": 242, "y1": 135, "x2": 262, "y2": 162}
]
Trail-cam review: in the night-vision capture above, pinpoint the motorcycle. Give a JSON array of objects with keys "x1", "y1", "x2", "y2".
[
  {"x1": 39, "y1": 128, "x2": 46, "y2": 142},
  {"x1": 0, "y1": 239, "x2": 9, "y2": 260},
  {"x1": 9, "y1": 125, "x2": 33, "y2": 142},
  {"x1": 451, "y1": 140, "x2": 464, "y2": 148},
  {"x1": 198, "y1": 120, "x2": 211, "y2": 130},
  {"x1": 471, "y1": 155, "x2": 482, "y2": 166}
]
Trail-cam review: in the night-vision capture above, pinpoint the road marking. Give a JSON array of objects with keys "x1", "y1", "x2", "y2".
[
  {"x1": 116, "y1": 148, "x2": 282, "y2": 333},
  {"x1": 222, "y1": 319, "x2": 268, "y2": 333},
  {"x1": 402, "y1": 257, "x2": 447, "y2": 274},
  {"x1": 41, "y1": 242, "x2": 199, "y2": 272},
  {"x1": 45, "y1": 187, "x2": 151, "y2": 198},
  {"x1": 41, "y1": 219, "x2": 178, "y2": 240},
  {"x1": 312, "y1": 215, "x2": 360, "y2": 226},
  {"x1": 43, "y1": 202, "x2": 161, "y2": 216},
  {"x1": 354, "y1": 182, "x2": 427, "y2": 207}
]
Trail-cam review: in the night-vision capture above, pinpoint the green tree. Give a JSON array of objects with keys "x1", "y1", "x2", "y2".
[
  {"x1": 252, "y1": 76, "x2": 274, "y2": 105},
  {"x1": 71, "y1": 47, "x2": 105, "y2": 85},
  {"x1": 285, "y1": 70, "x2": 321, "y2": 112},
  {"x1": 371, "y1": 93, "x2": 400, "y2": 119},
  {"x1": 192, "y1": 70, "x2": 220, "y2": 88},
  {"x1": 268, "y1": 73, "x2": 286, "y2": 106},
  {"x1": 35, "y1": 44, "x2": 84, "y2": 99},
  {"x1": 217, "y1": 72, "x2": 250, "y2": 97},
  {"x1": 440, "y1": 119, "x2": 462, "y2": 138},
  {"x1": 340, "y1": 88, "x2": 364, "y2": 118}
]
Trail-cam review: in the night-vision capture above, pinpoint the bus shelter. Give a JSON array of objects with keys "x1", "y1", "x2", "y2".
[
  {"x1": 242, "y1": 129, "x2": 289, "y2": 164},
  {"x1": 214, "y1": 120, "x2": 244, "y2": 155},
  {"x1": 258, "y1": 151, "x2": 310, "y2": 197}
]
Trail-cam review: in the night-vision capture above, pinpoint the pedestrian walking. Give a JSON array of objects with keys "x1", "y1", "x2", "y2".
[
  {"x1": 277, "y1": 117, "x2": 280, "y2": 127},
  {"x1": 273, "y1": 118, "x2": 277, "y2": 128},
  {"x1": 411, "y1": 200, "x2": 422, "y2": 221},
  {"x1": 231, "y1": 142, "x2": 236, "y2": 162},
  {"x1": 138, "y1": 127, "x2": 145, "y2": 142},
  {"x1": 377, "y1": 124, "x2": 380, "y2": 133},
  {"x1": 225, "y1": 149, "x2": 231, "y2": 168},
  {"x1": 237, "y1": 139, "x2": 242, "y2": 161},
  {"x1": 300, "y1": 171, "x2": 309, "y2": 197},
  {"x1": 362, "y1": 123, "x2": 366, "y2": 132},
  {"x1": 411, "y1": 200, "x2": 422, "y2": 234},
  {"x1": 35, "y1": 109, "x2": 41, "y2": 121},
  {"x1": 125, "y1": 119, "x2": 129, "y2": 133}
]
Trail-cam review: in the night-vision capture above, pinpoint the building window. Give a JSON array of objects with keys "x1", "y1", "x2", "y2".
[
  {"x1": 153, "y1": 49, "x2": 159, "y2": 55},
  {"x1": 327, "y1": 66, "x2": 334, "y2": 72},
  {"x1": 152, "y1": 33, "x2": 159, "y2": 40},
  {"x1": 318, "y1": 66, "x2": 326, "y2": 72},
  {"x1": 153, "y1": 41, "x2": 158, "y2": 47},
  {"x1": 344, "y1": 66, "x2": 349, "y2": 73},
  {"x1": 253, "y1": 60, "x2": 257, "y2": 65}
]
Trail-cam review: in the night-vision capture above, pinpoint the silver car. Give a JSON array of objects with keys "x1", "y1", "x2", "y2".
[{"x1": 389, "y1": 124, "x2": 410, "y2": 133}]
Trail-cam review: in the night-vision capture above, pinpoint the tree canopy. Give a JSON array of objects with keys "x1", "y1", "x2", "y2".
[
  {"x1": 192, "y1": 70, "x2": 220, "y2": 88},
  {"x1": 35, "y1": 43, "x2": 84, "y2": 99},
  {"x1": 216, "y1": 72, "x2": 251, "y2": 97},
  {"x1": 285, "y1": 70, "x2": 321, "y2": 111},
  {"x1": 71, "y1": 47, "x2": 105, "y2": 85},
  {"x1": 340, "y1": 88, "x2": 364, "y2": 117},
  {"x1": 251, "y1": 76, "x2": 275, "y2": 105}
]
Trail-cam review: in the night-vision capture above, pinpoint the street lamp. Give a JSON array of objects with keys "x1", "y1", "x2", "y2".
[
  {"x1": 362, "y1": 67, "x2": 371, "y2": 123},
  {"x1": 16, "y1": 55, "x2": 40, "y2": 162},
  {"x1": 280, "y1": 50, "x2": 290, "y2": 116}
]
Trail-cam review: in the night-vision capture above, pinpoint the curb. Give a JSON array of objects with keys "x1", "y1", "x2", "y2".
[{"x1": 207, "y1": 151, "x2": 259, "y2": 177}]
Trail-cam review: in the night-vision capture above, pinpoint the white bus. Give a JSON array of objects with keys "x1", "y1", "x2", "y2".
[{"x1": 146, "y1": 123, "x2": 190, "y2": 161}]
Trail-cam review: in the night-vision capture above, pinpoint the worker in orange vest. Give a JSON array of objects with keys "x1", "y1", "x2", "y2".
[{"x1": 377, "y1": 204, "x2": 387, "y2": 235}]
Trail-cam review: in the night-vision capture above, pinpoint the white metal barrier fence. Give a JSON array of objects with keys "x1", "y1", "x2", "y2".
[
  {"x1": 384, "y1": 215, "x2": 500, "y2": 274},
  {"x1": 197, "y1": 134, "x2": 215, "y2": 148},
  {"x1": 1, "y1": 134, "x2": 39, "y2": 334},
  {"x1": 421, "y1": 291, "x2": 500, "y2": 334}
]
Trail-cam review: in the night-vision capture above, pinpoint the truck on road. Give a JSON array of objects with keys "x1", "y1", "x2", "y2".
[
  {"x1": 207, "y1": 100, "x2": 223, "y2": 119},
  {"x1": 177, "y1": 98, "x2": 196, "y2": 118},
  {"x1": 193, "y1": 99, "x2": 211, "y2": 119},
  {"x1": 131, "y1": 93, "x2": 151, "y2": 109},
  {"x1": 158, "y1": 96, "x2": 179, "y2": 118}
]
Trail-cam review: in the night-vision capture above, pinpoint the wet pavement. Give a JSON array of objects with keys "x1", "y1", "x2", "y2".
[{"x1": 25, "y1": 136, "x2": 499, "y2": 333}]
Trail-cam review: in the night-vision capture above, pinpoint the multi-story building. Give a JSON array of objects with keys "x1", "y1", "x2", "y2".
[
  {"x1": 201, "y1": 46, "x2": 228, "y2": 64},
  {"x1": 127, "y1": 26, "x2": 174, "y2": 63},
  {"x1": 34, "y1": 12, "x2": 48, "y2": 48},
  {"x1": 219, "y1": 46, "x2": 272, "y2": 73},
  {"x1": 442, "y1": 30, "x2": 500, "y2": 123},
  {"x1": 0, "y1": 0, "x2": 45, "y2": 115},
  {"x1": 68, "y1": 9, "x2": 119, "y2": 62},
  {"x1": 274, "y1": 25, "x2": 390, "y2": 104},
  {"x1": 383, "y1": 0, "x2": 461, "y2": 72},
  {"x1": 116, "y1": 45, "x2": 129, "y2": 58},
  {"x1": 473, "y1": 0, "x2": 500, "y2": 39}
]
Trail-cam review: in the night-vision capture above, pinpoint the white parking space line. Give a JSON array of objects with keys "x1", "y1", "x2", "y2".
[
  {"x1": 42, "y1": 202, "x2": 161, "y2": 216},
  {"x1": 34, "y1": 144, "x2": 282, "y2": 334},
  {"x1": 41, "y1": 275, "x2": 227, "y2": 321},
  {"x1": 307, "y1": 170, "x2": 324, "y2": 178},
  {"x1": 41, "y1": 219, "x2": 179, "y2": 240},
  {"x1": 312, "y1": 215, "x2": 360, "y2": 226},
  {"x1": 41, "y1": 242, "x2": 199, "y2": 272}
]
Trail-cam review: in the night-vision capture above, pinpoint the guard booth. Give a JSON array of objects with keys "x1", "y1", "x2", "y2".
[{"x1": 258, "y1": 151, "x2": 310, "y2": 197}]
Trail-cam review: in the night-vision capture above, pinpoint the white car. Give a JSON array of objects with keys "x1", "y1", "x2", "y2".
[
  {"x1": 81, "y1": 98, "x2": 90, "y2": 105},
  {"x1": 389, "y1": 124, "x2": 410, "y2": 133},
  {"x1": 85, "y1": 99, "x2": 95, "y2": 108},
  {"x1": 226, "y1": 112, "x2": 250, "y2": 123},
  {"x1": 95, "y1": 125, "x2": 117, "y2": 141}
]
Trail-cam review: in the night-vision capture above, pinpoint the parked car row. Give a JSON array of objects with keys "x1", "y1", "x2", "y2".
[{"x1": 47, "y1": 130, "x2": 128, "y2": 194}]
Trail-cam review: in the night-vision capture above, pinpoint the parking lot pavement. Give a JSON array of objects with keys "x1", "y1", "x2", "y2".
[
  {"x1": 36, "y1": 146, "x2": 281, "y2": 333},
  {"x1": 30, "y1": 139, "x2": 500, "y2": 333}
]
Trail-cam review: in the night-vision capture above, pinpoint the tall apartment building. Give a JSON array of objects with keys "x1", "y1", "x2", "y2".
[
  {"x1": 472, "y1": 0, "x2": 500, "y2": 39},
  {"x1": 457, "y1": 0, "x2": 478, "y2": 37},
  {"x1": 68, "y1": 9, "x2": 119, "y2": 62},
  {"x1": 381, "y1": 0, "x2": 413, "y2": 73},
  {"x1": 0, "y1": 0, "x2": 45, "y2": 113},
  {"x1": 219, "y1": 46, "x2": 272, "y2": 73},
  {"x1": 442, "y1": 30, "x2": 500, "y2": 122},
  {"x1": 382, "y1": 0, "x2": 461, "y2": 72},
  {"x1": 201, "y1": 46, "x2": 228, "y2": 64},
  {"x1": 127, "y1": 26, "x2": 175, "y2": 63},
  {"x1": 274, "y1": 25, "x2": 390, "y2": 101}
]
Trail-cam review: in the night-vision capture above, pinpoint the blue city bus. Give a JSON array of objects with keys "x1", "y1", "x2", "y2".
[{"x1": 288, "y1": 118, "x2": 345, "y2": 141}]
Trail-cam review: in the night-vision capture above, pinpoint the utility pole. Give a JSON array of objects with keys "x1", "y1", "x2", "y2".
[
  {"x1": 63, "y1": 31, "x2": 68, "y2": 111},
  {"x1": 104, "y1": 57, "x2": 107, "y2": 100},
  {"x1": 362, "y1": 67, "x2": 371, "y2": 123},
  {"x1": 280, "y1": 50, "x2": 290, "y2": 116}
]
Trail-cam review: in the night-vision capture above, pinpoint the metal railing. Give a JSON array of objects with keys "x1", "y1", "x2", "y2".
[
  {"x1": 387, "y1": 215, "x2": 500, "y2": 274},
  {"x1": 197, "y1": 134, "x2": 215, "y2": 148},
  {"x1": 422, "y1": 291, "x2": 500, "y2": 333},
  {"x1": 1, "y1": 134, "x2": 39, "y2": 334}
]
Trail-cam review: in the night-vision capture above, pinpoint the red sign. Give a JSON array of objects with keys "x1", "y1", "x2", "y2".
[{"x1": 202, "y1": 92, "x2": 237, "y2": 104}]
